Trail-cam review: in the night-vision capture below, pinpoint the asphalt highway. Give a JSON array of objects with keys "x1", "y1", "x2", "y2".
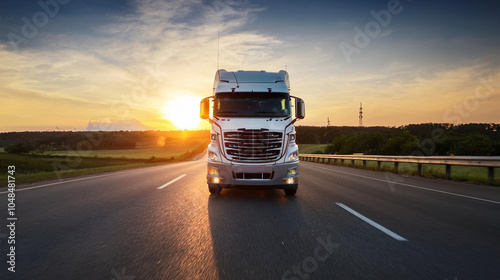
[{"x1": 1, "y1": 158, "x2": 500, "y2": 280}]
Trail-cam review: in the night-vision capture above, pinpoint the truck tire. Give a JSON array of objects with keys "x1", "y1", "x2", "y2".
[
  {"x1": 209, "y1": 185, "x2": 221, "y2": 195},
  {"x1": 284, "y1": 189, "x2": 296, "y2": 196}
]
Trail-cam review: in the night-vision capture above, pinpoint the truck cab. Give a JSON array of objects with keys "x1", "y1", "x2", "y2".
[{"x1": 200, "y1": 69, "x2": 305, "y2": 195}]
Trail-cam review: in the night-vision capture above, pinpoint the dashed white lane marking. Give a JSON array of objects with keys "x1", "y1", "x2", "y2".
[
  {"x1": 157, "y1": 174, "x2": 187, "y2": 189},
  {"x1": 336, "y1": 202, "x2": 408, "y2": 241}
]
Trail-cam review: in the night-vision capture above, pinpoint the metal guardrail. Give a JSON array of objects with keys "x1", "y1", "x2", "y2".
[{"x1": 299, "y1": 154, "x2": 500, "y2": 185}]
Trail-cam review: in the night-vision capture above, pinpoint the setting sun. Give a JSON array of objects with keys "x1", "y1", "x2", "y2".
[{"x1": 162, "y1": 96, "x2": 201, "y2": 130}]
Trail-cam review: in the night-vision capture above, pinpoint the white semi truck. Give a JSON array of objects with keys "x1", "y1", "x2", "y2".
[{"x1": 200, "y1": 69, "x2": 305, "y2": 195}]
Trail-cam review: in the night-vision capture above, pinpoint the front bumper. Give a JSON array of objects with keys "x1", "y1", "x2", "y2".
[{"x1": 207, "y1": 161, "x2": 299, "y2": 190}]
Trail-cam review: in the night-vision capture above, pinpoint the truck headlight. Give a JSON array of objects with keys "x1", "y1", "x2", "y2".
[
  {"x1": 211, "y1": 133, "x2": 217, "y2": 141},
  {"x1": 289, "y1": 133, "x2": 296, "y2": 143},
  {"x1": 287, "y1": 151, "x2": 299, "y2": 161},
  {"x1": 208, "y1": 151, "x2": 219, "y2": 161}
]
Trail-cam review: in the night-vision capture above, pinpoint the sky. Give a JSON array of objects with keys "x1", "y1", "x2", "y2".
[{"x1": 0, "y1": 0, "x2": 499, "y2": 131}]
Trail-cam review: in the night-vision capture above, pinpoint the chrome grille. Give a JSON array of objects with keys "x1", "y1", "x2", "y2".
[{"x1": 223, "y1": 129, "x2": 283, "y2": 162}]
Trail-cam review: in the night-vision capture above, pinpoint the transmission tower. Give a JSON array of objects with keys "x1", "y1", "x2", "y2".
[
  {"x1": 358, "y1": 103, "x2": 363, "y2": 127},
  {"x1": 327, "y1": 117, "x2": 331, "y2": 127}
]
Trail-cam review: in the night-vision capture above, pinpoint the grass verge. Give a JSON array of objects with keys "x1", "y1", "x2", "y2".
[
  {"x1": 0, "y1": 153, "x2": 174, "y2": 186},
  {"x1": 43, "y1": 138, "x2": 208, "y2": 159},
  {"x1": 0, "y1": 140, "x2": 209, "y2": 186},
  {"x1": 298, "y1": 144, "x2": 328, "y2": 154}
]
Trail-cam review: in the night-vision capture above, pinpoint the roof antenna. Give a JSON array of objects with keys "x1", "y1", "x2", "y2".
[{"x1": 231, "y1": 72, "x2": 240, "y2": 88}]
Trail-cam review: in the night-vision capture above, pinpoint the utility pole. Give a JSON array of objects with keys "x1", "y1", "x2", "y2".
[{"x1": 359, "y1": 102, "x2": 363, "y2": 127}]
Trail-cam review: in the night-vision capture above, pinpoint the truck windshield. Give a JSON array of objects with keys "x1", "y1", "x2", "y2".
[{"x1": 214, "y1": 92, "x2": 291, "y2": 118}]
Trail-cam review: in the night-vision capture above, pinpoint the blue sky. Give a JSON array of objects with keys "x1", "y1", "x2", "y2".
[{"x1": 1, "y1": 0, "x2": 499, "y2": 131}]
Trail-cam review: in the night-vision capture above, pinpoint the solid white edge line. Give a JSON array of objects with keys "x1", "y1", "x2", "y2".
[
  {"x1": 336, "y1": 202, "x2": 408, "y2": 241},
  {"x1": 157, "y1": 174, "x2": 187, "y2": 189},
  {"x1": 302, "y1": 162, "x2": 500, "y2": 205},
  {"x1": 0, "y1": 171, "x2": 134, "y2": 195},
  {"x1": 0, "y1": 161, "x2": 200, "y2": 195}
]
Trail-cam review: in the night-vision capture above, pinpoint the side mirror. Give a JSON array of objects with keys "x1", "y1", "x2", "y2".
[
  {"x1": 295, "y1": 98, "x2": 305, "y2": 119},
  {"x1": 200, "y1": 97, "x2": 211, "y2": 120}
]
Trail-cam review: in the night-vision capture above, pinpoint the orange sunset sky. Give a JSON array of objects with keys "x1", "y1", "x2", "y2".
[{"x1": 1, "y1": 0, "x2": 499, "y2": 131}]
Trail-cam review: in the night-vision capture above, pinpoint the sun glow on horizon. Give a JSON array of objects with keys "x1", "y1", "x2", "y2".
[{"x1": 162, "y1": 96, "x2": 201, "y2": 130}]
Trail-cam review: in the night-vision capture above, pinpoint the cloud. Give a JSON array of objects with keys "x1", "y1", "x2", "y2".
[
  {"x1": 2, "y1": 0, "x2": 499, "y2": 131},
  {"x1": 0, "y1": 0, "x2": 282, "y2": 131}
]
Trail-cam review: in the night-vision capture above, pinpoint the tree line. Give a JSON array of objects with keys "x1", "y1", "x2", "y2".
[
  {"x1": 2, "y1": 124, "x2": 499, "y2": 156},
  {"x1": 0, "y1": 130, "x2": 209, "y2": 154},
  {"x1": 296, "y1": 123, "x2": 500, "y2": 156}
]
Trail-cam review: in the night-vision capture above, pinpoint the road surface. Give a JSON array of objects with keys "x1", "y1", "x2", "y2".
[{"x1": 1, "y1": 158, "x2": 500, "y2": 280}]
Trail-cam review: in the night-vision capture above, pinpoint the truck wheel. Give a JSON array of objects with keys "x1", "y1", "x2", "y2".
[
  {"x1": 284, "y1": 189, "x2": 297, "y2": 196},
  {"x1": 209, "y1": 185, "x2": 221, "y2": 195}
]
